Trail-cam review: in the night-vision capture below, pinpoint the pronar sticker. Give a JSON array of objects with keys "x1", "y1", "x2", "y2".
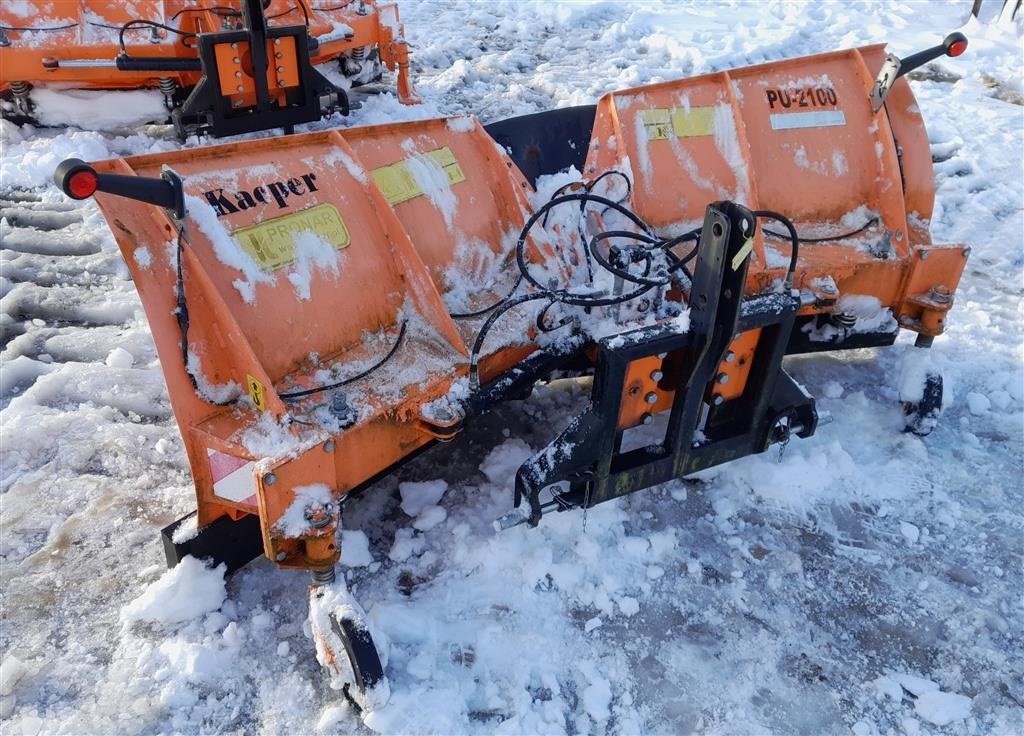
[
  {"x1": 371, "y1": 146, "x2": 466, "y2": 206},
  {"x1": 640, "y1": 107, "x2": 716, "y2": 140},
  {"x1": 231, "y1": 203, "x2": 350, "y2": 271}
]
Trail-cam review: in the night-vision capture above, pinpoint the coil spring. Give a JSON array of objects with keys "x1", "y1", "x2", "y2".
[
  {"x1": 157, "y1": 77, "x2": 177, "y2": 110},
  {"x1": 830, "y1": 312, "x2": 858, "y2": 328},
  {"x1": 310, "y1": 567, "x2": 337, "y2": 587},
  {"x1": 351, "y1": 46, "x2": 366, "y2": 61},
  {"x1": 10, "y1": 81, "x2": 32, "y2": 114}
]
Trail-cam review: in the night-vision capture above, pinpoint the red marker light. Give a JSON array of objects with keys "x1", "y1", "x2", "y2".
[
  {"x1": 66, "y1": 169, "x2": 98, "y2": 199},
  {"x1": 948, "y1": 38, "x2": 968, "y2": 57}
]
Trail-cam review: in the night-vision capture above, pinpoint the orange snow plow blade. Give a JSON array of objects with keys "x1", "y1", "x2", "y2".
[
  {"x1": 0, "y1": 0, "x2": 418, "y2": 137},
  {"x1": 53, "y1": 37, "x2": 971, "y2": 564},
  {"x1": 54, "y1": 32, "x2": 970, "y2": 709},
  {"x1": 584, "y1": 43, "x2": 968, "y2": 342},
  {"x1": 54, "y1": 120, "x2": 550, "y2": 571}
]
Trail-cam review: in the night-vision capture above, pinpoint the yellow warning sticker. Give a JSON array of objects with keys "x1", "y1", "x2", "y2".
[
  {"x1": 641, "y1": 109, "x2": 673, "y2": 140},
  {"x1": 731, "y1": 237, "x2": 754, "y2": 271},
  {"x1": 370, "y1": 147, "x2": 466, "y2": 206},
  {"x1": 642, "y1": 107, "x2": 716, "y2": 140},
  {"x1": 232, "y1": 203, "x2": 350, "y2": 272},
  {"x1": 246, "y1": 374, "x2": 266, "y2": 411},
  {"x1": 671, "y1": 107, "x2": 716, "y2": 138}
]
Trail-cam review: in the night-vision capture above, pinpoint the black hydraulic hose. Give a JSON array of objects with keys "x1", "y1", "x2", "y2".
[
  {"x1": 0, "y1": 23, "x2": 78, "y2": 31},
  {"x1": 278, "y1": 321, "x2": 408, "y2": 401},
  {"x1": 118, "y1": 20, "x2": 196, "y2": 51},
  {"x1": 449, "y1": 274, "x2": 524, "y2": 319},
  {"x1": 762, "y1": 216, "x2": 879, "y2": 244},
  {"x1": 753, "y1": 210, "x2": 798, "y2": 289},
  {"x1": 515, "y1": 192, "x2": 655, "y2": 292}
]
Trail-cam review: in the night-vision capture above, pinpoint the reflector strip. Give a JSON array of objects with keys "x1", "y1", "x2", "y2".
[
  {"x1": 371, "y1": 147, "x2": 466, "y2": 205},
  {"x1": 207, "y1": 449, "x2": 257, "y2": 505},
  {"x1": 769, "y1": 110, "x2": 846, "y2": 131}
]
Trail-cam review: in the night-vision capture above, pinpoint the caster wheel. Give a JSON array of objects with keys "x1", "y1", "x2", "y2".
[
  {"x1": 309, "y1": 580, "x2": 390, "y2": 713},
  {"x1": 903, "y1": 371, "x2": 943, "y2": 436}
]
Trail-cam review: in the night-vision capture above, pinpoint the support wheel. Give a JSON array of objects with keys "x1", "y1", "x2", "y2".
[
  {"x1": 309, "y1": 579, "x2": 390, "y2": 713},
  {"x1": 903, "y1": 371, "x2": 943, "y2": 436}
]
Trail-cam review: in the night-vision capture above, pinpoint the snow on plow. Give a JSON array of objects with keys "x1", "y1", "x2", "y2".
[{"x1": 54, "y1": 34, "x2": 969, "y2": 712}]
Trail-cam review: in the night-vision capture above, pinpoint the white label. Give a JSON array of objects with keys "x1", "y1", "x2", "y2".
[
  {"x1": 207, "y1": 448, "x2": 257, "y2": 505},
  {"x1": 769, "y1": 110, "x2": 847, "y2": 131}
]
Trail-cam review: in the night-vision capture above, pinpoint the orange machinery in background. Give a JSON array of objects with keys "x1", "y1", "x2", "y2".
[
  {"x1": 53, "y1": 33, "x2": 969, "y2": 712},
  {"x1": 0, "y1": 0, "x2": 418, "y2": 138}
]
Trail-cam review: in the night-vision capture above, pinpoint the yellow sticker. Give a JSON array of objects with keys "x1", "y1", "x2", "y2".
[
  {"x1": 642, "y1": 106, "x2": 716, "y2": 140},
  {"x1": 731, "y1": 237, "x2": 754, "y2": 271},
  {"x1": 641, "y1": 108, "x2": 673, "y2": 140},
  {"x1": 232, "y1": 203, "x2": 350, "y2": 272},
  {"x1": 371, "y1": 146, "x2": 466, "y2": 206},
  {"x1": 246, "y1": 374, "x2": 266, "y2": 411},
  {"x1": 671, "y1": 107, "x2": 716, "y2": 138}
]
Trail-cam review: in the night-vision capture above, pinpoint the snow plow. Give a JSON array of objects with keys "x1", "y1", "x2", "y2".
[
  {"x1": 0, "y1": 0, "x2": 418, "y2": 138},
  {"x1": 54, "y1": 33, "x2": 969, "y2": 712}
]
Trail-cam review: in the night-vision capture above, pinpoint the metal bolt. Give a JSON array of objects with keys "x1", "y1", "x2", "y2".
[
  {"x1": 233, "y1": 57, "x2": 239, "y2": 63},
  {"x1": 713, "y1": 395, "x2": 725, "y2": 406},
  {"x1": 235, "y1": 71, "x2": 242, "y2": 78},
  {"x1": 275, "y1": 52, "x2": 283, "y2": 59},
  {"x1": 324, "y1": 440, "x2": 335, "y2": 452},
  {"x1": 650, "y1": 370, "x2": 664, "y2": 382},
  {"x1": 305, "y1": 502, "x2": 334, "y2": 529},
  {"x1": 962, "y1": 247, "x2": 971, "y2": 258},
  {"x1": 645, "y1": 392, "x2": 658, "y2": 404},
  {"x1": 231, "y1": 42, "x2": 238, "y2": 49},
  {"x1": 276, "y1": 66, "x2": 285, "y2": 73},
  {"x1": 641, "y1": 413, "x2": 653, "y2": 425},
  {"x1": 275, "y1": 552, "x2": 286, "y2": 561},
  {"x1": 820, "y1": 281, "x2": 837, "y2": 295},
  {"x1": 274, "y1": 38, "x2": 281, "y2": 45},
  {"x1": 263, "y1": 472, "x2": 277, "y2": 486},
  {"x1": 236, "y1": 85, "x2": 244, "y2": 92},
  {"x1": 920, "y1": 251, "x2": 929, "y2": 260},
  {"x1": 717, "y1": 373, "x2": 730, "y2": 385},
  {"x1": 724, "y1": 351, "x2": 735, "y2": 363},
  {"x1": 657, "y1": 352, "x2": 667, "y2": 360},
  {"x1": 928, "y1": 285, "x2": 953, "y2": 304}
]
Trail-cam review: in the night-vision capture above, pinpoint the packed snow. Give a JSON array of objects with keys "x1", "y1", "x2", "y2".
[{"x1": 1, "y1": 1, "x2": 1022, "y2": 735}]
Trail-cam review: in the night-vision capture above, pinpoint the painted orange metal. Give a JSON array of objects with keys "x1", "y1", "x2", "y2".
[
  {"x1": 0, "y1": 0, "x2": 418, "y2": 104},
  {"x1": 584, "y1": 45, "x2": 967, "y2": 330},
  {"x1": 75, "y1": 42, "x2": 966, "y2": 571}
]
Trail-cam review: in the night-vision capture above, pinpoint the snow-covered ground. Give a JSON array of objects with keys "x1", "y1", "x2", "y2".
[{"x1": 1, "y1": 1, "x2": 1022, "y2": 734}]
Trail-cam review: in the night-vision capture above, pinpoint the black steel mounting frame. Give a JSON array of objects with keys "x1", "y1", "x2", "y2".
[{"x1": 504, "y1": 201, "x2": 819, "y2": 526}]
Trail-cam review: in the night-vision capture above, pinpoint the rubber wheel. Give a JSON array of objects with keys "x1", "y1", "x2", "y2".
[
  {"x1": 330, "y1": 613, "x2": 386, "y2": 711},
  {"x1": 903, "y1": 372, "x2": 943, "y2": 436}
]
